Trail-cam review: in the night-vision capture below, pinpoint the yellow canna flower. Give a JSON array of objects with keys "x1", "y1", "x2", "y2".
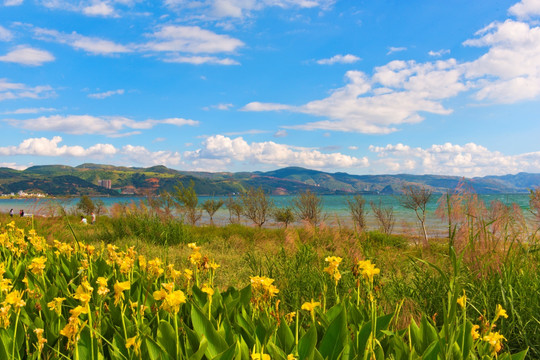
[
  {"x1": 96, "y1": 277, "x2": 110, "y2": 296},
  {"x1": 126, "y1": 335, "x2": 141, "y2": 355},
  {"x1": 483, "y1": 331, "x2": 506, "y2": 353},
  {"x1": 287, "y1": 354, "x2": 296, "y2": 360},
  {"x1": 357, "y1": 260, "x2": 380, "y2": 283},
  {"x1": 494, "y1": 304, "x2": 508, "y2": 322},
  {"x1": 47, "y1": 297, "x2": 66, "y2": 315},
  {"x1": 187, "y1": 242, "x2": 201, "y2": 251},
  {"x1": 251, "y1": 353, "x2": 271, "y2": 360},
  {"x1": 301, "y1": 301, "x2": 320, "y2": 312},
  {"x1": 457, "y1": 291, "x2": 467, "y2": 309},
  {"x1": 3, "y1": 290, "x2": 25, "y2": 310},
  {"x1": 471, "y1": 324, "x2": 480, "y2": 340},
  {"x1": 34, "y1": 328, "x2": 47, "y2": 352},
  {"x1": 28, "y1": 256, "x2": 47, "y2": 276},
  {"x1": 285, "y1": 312, "x2": 296, "y2": 323},
  {"x1": 153, "y1": 289, "x2": 167, "y2": 301},
  {"x1": 184, "y1": 268, "x2": 193, "y2": 281},
  {"x1": 0, "y1": 305, "x2": 11, "y2": 328},
  {"x1": 162, "y1": 290, "x2": 186, "y2": 314},
  {"x1": 201, "y1": 283, "x2": 214, "y2": 297},
  {"x1": 113, "y1": 281, "x2": 131, "y2": 305}
]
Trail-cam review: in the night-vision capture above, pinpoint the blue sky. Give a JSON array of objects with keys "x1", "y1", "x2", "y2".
[{"x1": 1, "y1": 0, "x2": 540, "y2": 176}]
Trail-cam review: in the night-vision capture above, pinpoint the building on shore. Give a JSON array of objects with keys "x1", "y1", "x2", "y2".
[{"x1": 98, "y1": 179, "x2": 112, "y2": 189}]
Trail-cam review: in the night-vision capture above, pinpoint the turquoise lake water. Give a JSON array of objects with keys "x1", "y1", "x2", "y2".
[{"x1": 0, "y1": 194, "x2": 534, "y2": 236}]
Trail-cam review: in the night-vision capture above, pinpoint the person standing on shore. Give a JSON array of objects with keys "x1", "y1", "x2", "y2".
[
  {"x1": 91, "y1": 212, "x2": 96, "y2": 225},
  {"x1": 9, "y1": 209, "x2": 13, "y2": 217},
  {"x1": 19, "y1": 210, "x2": 24, "y2": 217},
  {"x1": 81, "y1": 215, "x2": 87, "y2": 225}
]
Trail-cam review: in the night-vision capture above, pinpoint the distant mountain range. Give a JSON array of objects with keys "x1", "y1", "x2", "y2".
[{"x1": 1, "y1": 163, "x2": 539, "y2": 196}]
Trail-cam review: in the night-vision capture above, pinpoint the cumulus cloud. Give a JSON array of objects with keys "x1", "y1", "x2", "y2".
[
  {"x1": 122, "y1": 145, "x2": 182, "y2": 167},
  {"x1": 0, "y1": 46, "x2": 55, "y2": 66},
  {"x1": 509, "y1": 0, "x2": 540, "y2": 19},
  {"x1": 2, "y1": 107, "x2": 56, "y2": 115},
  {"x1": 0, "y1": 136, "x2": 117, "y2": 157},
  {"x1": 5, "y1": 115, "x2": 199, "y2": 136},
  {"x1": 0, "y1": 78, "x2": 54, "y2": 101},
  {"x1": 316, "y1": 54, "x2": 360, "y2": 65},
  {"x1": 464, "y1": 19, "x2": 540, "y2": 103},
  {"x1": 165, "y1": 0, "x2": 334, "y2": 18},
  {"x1": 245, "y1": 61, "x2": 466, "y2": 134},
  {"x1": 428, "y1": 49, "x2": 450, "y2": 57},
  {"x1": 274, "y1": 129, "x2": 288, "y2": 137},
  {"x1": 0, "y1": 162, "x2": 28, "y2": 170},
  {"x1": 34, "y1": 27, "x2": 131, "y2": 55},
  {"x1": 387, "y1": 46, "x2": 407, "y2": 55},
  {"x1": 184, "y1": 135, "x2": 369, "y2": 170},
  {"x1": 0, "y1": 26, "x2": 13, "y2": 41},
  {"x1": 164, "y1": 55, "x2": 239, "y2": 65},
  {"x1": 368, "y1": 142, "x2": 540, "y2": 176},
  {"x1": 83, "y1": 1, "x2": 117, "y2": 16},
  {"x1": 203, "y1": 103, "x2": 234, "y2": 110},
  {"x1": 3, "y1": 0, "x2": 23, "y2": 5},
  {"x1": 88, "y1": 89, "x2": 125, "y2": 99}
]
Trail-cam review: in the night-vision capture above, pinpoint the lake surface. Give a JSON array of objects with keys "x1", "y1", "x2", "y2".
[{"x1": 0, "y1": 193, "x2": 534, "y2": 236}]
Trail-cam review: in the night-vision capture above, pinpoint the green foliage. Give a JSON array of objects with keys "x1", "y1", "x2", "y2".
[
  {"x1": 240, "y1": 187, "x2": 273, "y2": 228},
  {"x1": 273, "y1": 207, "x2": 295, "y2": 228},
  {"x1": 76, "y1": 195, "x2": 95, "y2": 216},
  {"x1": 292, "y1": 190, "x2": 324, "y2": 227},
  {"x1": 174, "y1": 180, "x2": 202, "y2": 226},
  {"x1": 202, "y1": 198, "x2": 225, "y2": 225}
]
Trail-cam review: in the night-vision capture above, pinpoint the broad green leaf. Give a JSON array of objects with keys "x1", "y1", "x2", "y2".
[
  {"x1": 190, "y1": 337, "x2": 209, "y2": 360},
  {"x1": 145, "y1": 337, "x2": 170, "y2": 360},
  {"x1": 298, "y1": 326, "x2": 317, "y2": 360},
  {"x1": 421, "y1": 340, "x2": 440, "y2": 360},
  {"x1": 212, "y1": 342, "x2": 237, "y2": 360},
  {"x1": 511, "y1": 349, "x2": 529, "y2": 360},
  {"x1": 318, "y1": 305, "x2": 347, "y2": 360},
  {"x1": 157, "y1": 320, "x2": 177, "y2": 359},
  {"x1": 276, "y1": 319, "x2": 295, "y2": 354},
  {"x1": 191, "y1": 304, "x2": 229, "y2": 359}
]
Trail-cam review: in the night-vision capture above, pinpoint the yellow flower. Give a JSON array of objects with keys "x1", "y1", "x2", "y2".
[
  {"x1": 357, "y1": 260, "x2": 380, "y2": 282},
  {"x1": 96, "y1": 277, "x2": 110, "y2": 296},
  {"x1": 483, "y1": 332, "x2": 506, "y2": 353},
  {"x1": 47, "y1": 297, "x2": 66, "y2": 315},
  {"x1": 208, "y1": 260, "x2": 220, "y2": 271},
  {"x1": 3, "y1": 290, "x2": 25, "y2": 309},
  {"x1": 29, "y1": 256, "x2": 47, "y2": 275},
  {"x1": 301, "y1": 301, "x2": 320, "y2": 312},
  {"x1": 285, "y1": 312, "x2": 296, "y2": 323},
  {"x1": 471, "y1": 324, "x2": 480, "y2": 340},
  {"x1": 73, "y1": 281, "x2": 93, "y2": 306},
  {"x1": 287, "y1": 354, "x2": 296, "y2": 360},
  {"x1": 163, "y1": 290, "x2": 186, "y2": 314},
  {"x1": 457, "y1": 291, "x2": 467, "y2": 309},
  {"x1": 494, "y1": 304, "x2": 508, "y2": 322},
  {"x1": 324, "y1": 256, "x2": 342, "y2": 266},
  {"x1": 34, "y1": 328, "x2": 47, "y2": 352},
  {"x1": 201, "y1": 284, "x2": 214, "y2": 297},
  {"x1": 126, "y1": 335, "x2": 141, "y2": 355},
  {"x1": 187, "y1": 242, "x2": 201, "y2": 251},
  {"x1": 184, "y1": 268, "x2": 193, "y2": 281},
  {"x1": 148, "y1": 258, "x2": 164, "y2": 278},
  {"x1": 113, "y1": 281, "x2": 131, "y2": 305},
  {"x1": 251, "y1": 353, "x2": 271, "y2": 360},
  {"x1": 0, "y1": 305, "x2": 11, "y2": 328},
  {"x1": 0, "y1": 278, "x2": 13, "y2": 293}
]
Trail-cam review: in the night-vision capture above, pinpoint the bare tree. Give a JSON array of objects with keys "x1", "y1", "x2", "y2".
[
  {"x1": 400, "y1": 186, "x2": 432, "y2": 247},
  {"x1": 370, "y1": 200, "x2": 395, "y2": 235},
  {"x1": 174, "y1": 180, "x2": 202, "y2": 226},
  {"x1": 225, "y1": 196, "x2": 243, "y2": 224},
  {"x1": 273, "y1": 207, "x2": 295, "y2": 228},
  {"x1": 202, "y1": 198, "x2": 224, "y2": 225},
  {"x1": 293, "y1": 190, "x2": 324, "y2": 227},
  {"x1": 347, "y1": 194, "x2": 367, "y2": 231},
  {"x1": 240, "y1": 187, "x2": 273, "y2": 228}
]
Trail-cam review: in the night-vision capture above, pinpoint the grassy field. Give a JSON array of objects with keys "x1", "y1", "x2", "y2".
[{"x1": 0, "y1": 190, "x2": 538, "y2": 359}]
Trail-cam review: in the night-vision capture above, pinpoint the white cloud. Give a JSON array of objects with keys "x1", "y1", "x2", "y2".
[
  {"x1": 0, "y1": 162, "x2": 28, "y2": 170},
  {"x1": 0, "y1": 136, "x2": 117, "y2": 157},
  {"x1": 428, "y1": 49, "x2": 450, "y2": 57},
  {"x1": 509, "y1": 0, "x2": 540, "y2": 19},
  {"x1": 184, "y1": 135, "x2": 369, "y2": 170},
  {"x1": 3, "y1": 0, "x2": 23, "y2": 5},
  {"x1": 387, "y1": 46, "x2": 407, "y2": 55},
  {"x1": 0, "y1": 78, "x2": 54, "y2": 101},
  {"x1": 464, "y1": 19, "x2": 540, "y2": 103},
  {"x1": 316, "y1": 54, "x2": 360, "y2": 65},
  {"x1": 34, "y1": 27, "x2": 131, "y2": 55},
  {"x1": 83, "y1": 1, "x2": 117, "y2": 16},
  {"x1": 368, "y1": 142, "x2": 540, "y2": 176},
  {"x1": 6, "y1": 115, "x2": 199, "y2": 136},
  {"x1": 244, "y1": 61, "x2": 466, "y2": 134},
  {"x1": 166, "y1": 0, "x2": 334, "y2": 19},
  {"x1": 348, "y1": 146, "x2": 358, "y2": 150},
  {"x1": 122, "y1": 145, "x2": 182, "y2": 166},
  {"x1": 0, "y1": 26, "x2": 13, "y2": 41},
  {"x1": 274, "y1": 129, "x2": 287, "y2": 137},
  {"x1": 205, "y1": 103, "x2": 234, "y2": 110},
  {"x1": 2, "y1": 107, "x2": 56, "y2": 115},
  {"x1": 88, "y1": 89, "x2": 125, "y2": 99},
  {"x1": 144, "y1": 25, "x2": 243, "y2": 54},
  {"x1": 0, "y1": 46, "x2": 55, "y2": 66},
  {"x1": 164, "y1": 55, "x2": 239, "y2": 65}
]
